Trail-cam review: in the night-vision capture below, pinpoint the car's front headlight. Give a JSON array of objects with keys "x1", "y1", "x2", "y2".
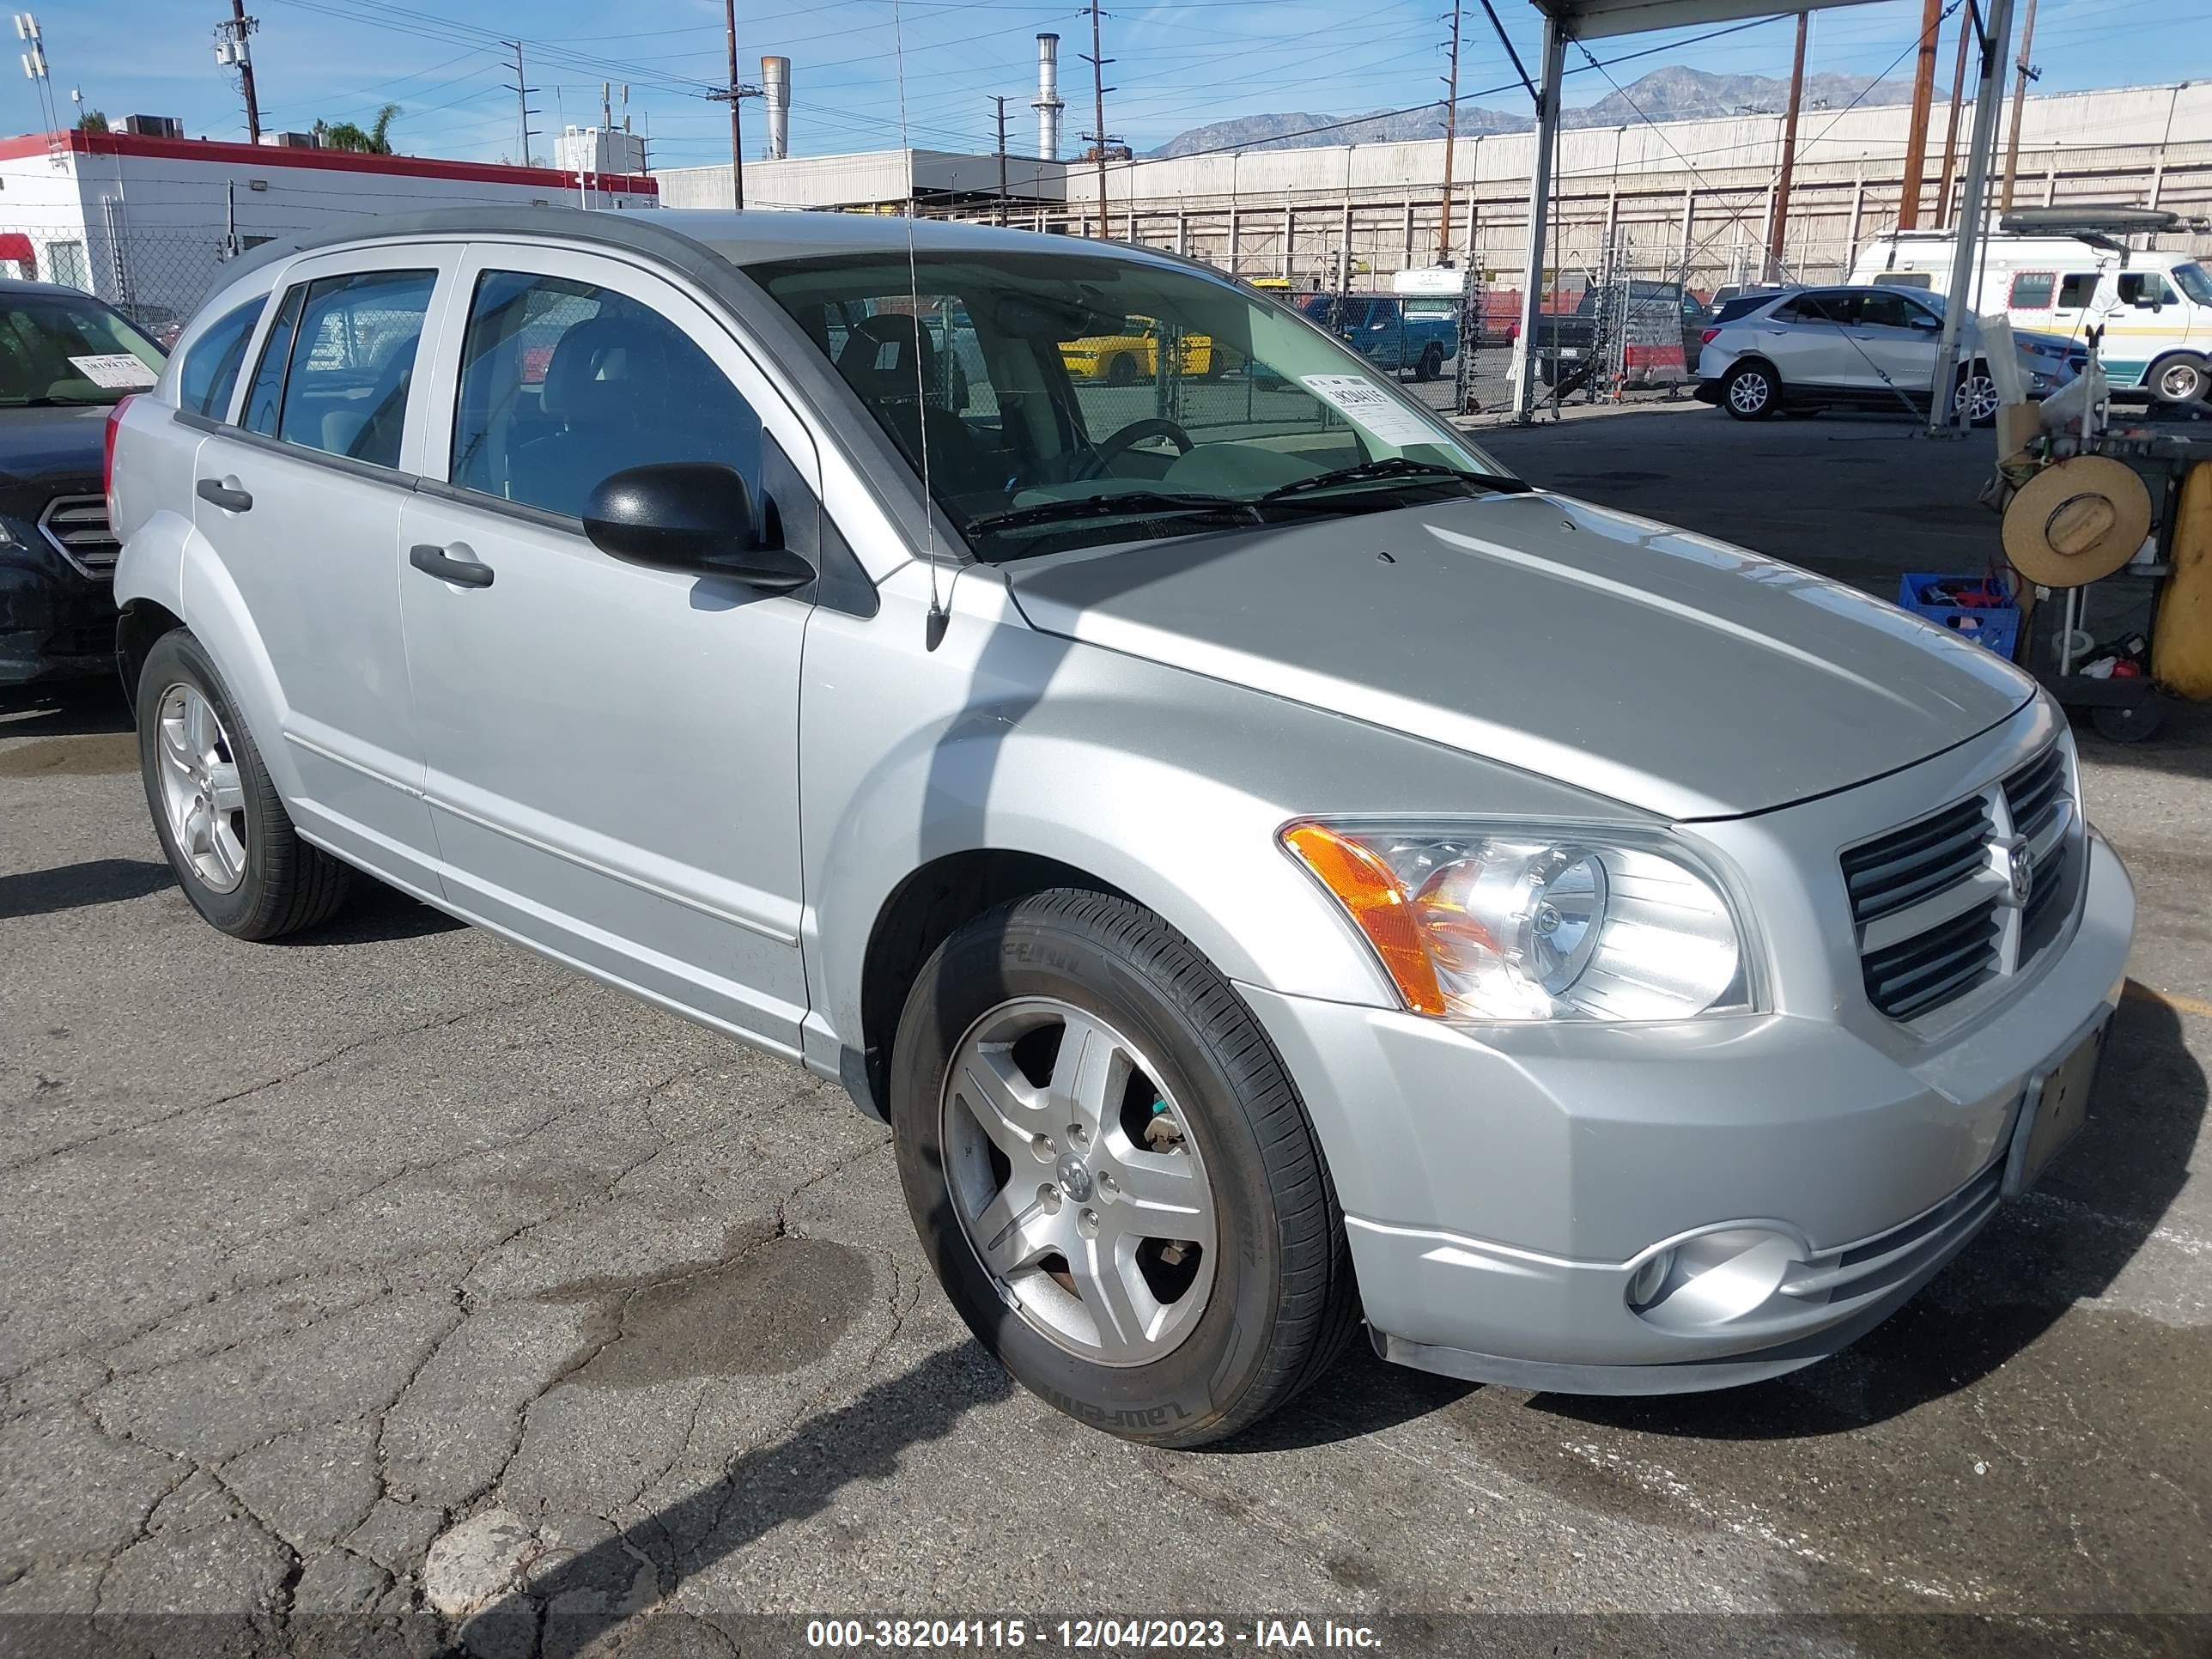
[{"x1": 1280, "y1": 820, "x2": 1754, "y2": 1023}]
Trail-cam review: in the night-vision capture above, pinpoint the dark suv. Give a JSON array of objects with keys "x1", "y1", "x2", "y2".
[{"x1": 0, "y1": 279, "x2": 164, "y2": 687}]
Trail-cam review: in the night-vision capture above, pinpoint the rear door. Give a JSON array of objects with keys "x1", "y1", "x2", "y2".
[
  {"x1": 1765, "y1": 290, "x2": 1856, "y2": 390},
  {"x1": 188, "y1": 242, "x2": 458, "y2": 888},
  {"x1": 394, "y1": 242, "x2": 816, "y2": 1051}
]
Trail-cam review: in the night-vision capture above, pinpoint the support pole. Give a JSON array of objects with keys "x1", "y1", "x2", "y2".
[
  {"x1": 1897, "y1": 0, "x2": 1943, "y2": 230},
  {"x1": 1932, "y1": 0, "x2": 2016, "y2": 433},
  {"x1": 229, "y1": 0, "x2": 261, "y2": 145},
  {"x1": 2000, "y1": 0, "x2": 2039, "y2": 211},
  {"x1": 1510, "y1": 15, "x2": 1565, "y2": 422},
  {"x1": 991, "y1": 95, "x2": 1009, "y2": 226},
  {"x1": 1767, "y1": 14, "x2": 1808, "y2": 273}
]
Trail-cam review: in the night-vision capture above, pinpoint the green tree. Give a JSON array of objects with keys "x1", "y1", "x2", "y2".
[
  {"x1": 317, "y1": 103, "x2": 399, "y2": 155},
  {"x1": 75, "y1": 109, "x2": 108, "y2": 132}
]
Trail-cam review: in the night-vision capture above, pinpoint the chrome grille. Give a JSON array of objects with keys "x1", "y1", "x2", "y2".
[
  {"x1": 39, "y1": 495, "x2": 118, "y2": 578},
  {"x1": 1841, "y1": 742, "x2": 2078, "y2": 1024}
]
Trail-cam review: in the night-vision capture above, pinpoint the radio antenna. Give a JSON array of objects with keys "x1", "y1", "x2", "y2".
[{"x1": 890, "y1": 0, "x2": 949, "y2": 650}]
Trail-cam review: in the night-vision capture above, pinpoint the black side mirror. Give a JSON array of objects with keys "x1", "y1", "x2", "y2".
[{"x1": 582, "y1": 462, "x2": 815, "y2": 593}]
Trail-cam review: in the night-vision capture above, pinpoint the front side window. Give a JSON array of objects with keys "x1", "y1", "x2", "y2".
[
  {"x1": 449, "y1": 270, "x2": 763, "y2": 522},
  {"x1": 2057, "y1": 273, "x2": 2100, "y2": 308},
  {"x1": 266, "y1": 270, "x2": 436, "y2": 468},
  {"x1": 0, "y1": 292, "x2": 162, "y2": 408},
  {"x1": 178, "y1": 295, "x2": 266, "y2": 419},
  {"x1": 2118, "y1": 271, "x2": 2179, "y2": 308},
  {"x1": 753, "y1": 250, "x2": 1516, "y2": 562},
  {"x1": 1854, "y1": 292, "x2": 1922, "y2": 331},
  {"x1": 2009, "y1": 271, "x2": 2056, "y2": 309}
]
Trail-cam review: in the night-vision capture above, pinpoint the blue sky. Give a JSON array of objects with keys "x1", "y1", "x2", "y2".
[{"x1": 5, "y1": 0, "x2": 2201, "y2": 166}]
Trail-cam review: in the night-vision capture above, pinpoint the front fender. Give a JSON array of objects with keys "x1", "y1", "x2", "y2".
[{"x1": 798, "y1": 567, "x2": 1646, "y2": 1060}]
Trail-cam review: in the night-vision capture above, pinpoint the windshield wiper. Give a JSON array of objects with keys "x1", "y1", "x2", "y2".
[
  {"x1": 964, "y1": 491, "x2": 1266, "y2": 538},
  {"x1": 1260, "y1": 456, "x2": 1528, "y2": 501}
]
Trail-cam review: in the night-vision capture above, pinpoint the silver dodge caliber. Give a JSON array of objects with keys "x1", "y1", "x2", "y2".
[{"x1": 108, "y1": 208, "x2": 2134, "y2": 1446}]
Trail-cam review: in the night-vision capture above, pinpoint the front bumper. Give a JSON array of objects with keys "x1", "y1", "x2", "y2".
[
  {"x1": 1237, "y1": 830, "x2": 2134, "y2": 1393},
  {"x1": 0, "y1": 557, "x2": 118, "y2": 686}
]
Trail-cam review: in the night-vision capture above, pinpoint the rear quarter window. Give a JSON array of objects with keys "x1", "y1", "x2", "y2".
[
  {"x1": 177, "y1": 295, "x2": 266, "y2": 419},
  {"x1": 2009, "y1": 271, "x2": 2056, "y2": 308}
]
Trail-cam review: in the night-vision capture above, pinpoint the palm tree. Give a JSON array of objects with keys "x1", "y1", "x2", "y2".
[{"x1": 317, "y1": 103, "x2": 399, "y2": 155}]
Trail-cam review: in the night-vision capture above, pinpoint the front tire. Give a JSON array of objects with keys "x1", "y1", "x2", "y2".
[
  {"x1": 1952, "y1": 360, "x2": 2001, "y2": 428},
  {"x1": 2148, "y1": 353, "x2": 2209, "y2": 405},
  {"x1": 1722, "y1": 361, "x2": 1779, "y2": 420},
  {"x1": 890, "y1": 890, "x2": 1358, "y2": 1447},
  {"x1": 1105, "y1": 353, "x2": 1140, "y2": 387},
  {"x1": 136, "y1": 629, "x2": 350, "y2": 939}
]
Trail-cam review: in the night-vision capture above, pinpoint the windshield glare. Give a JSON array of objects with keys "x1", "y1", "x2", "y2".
[
  {"x1": 751, "y1": 251, "x2": 1513, "y2": 559},
  {"x1": 0, "y1": 295, "x2": 163, "y2": 406}
]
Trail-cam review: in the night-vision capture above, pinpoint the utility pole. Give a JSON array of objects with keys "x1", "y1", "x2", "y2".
[
  {"x1": 504, "y1": 41, "x2": 538, "y2": 167},
  {"x1": 1080, "y1": 0, "x2": 1117, "y2": 239},
  {"x1": 1896, "y1": 0, "x2": 1942, "y2": 229},
  {"x1": 1437, "y1": 0, "x2": 1462, "y2": 264},
  {"x1": 1934, "y1": 3, "x2": 1972, "y2": 228},
  {"x1": 215, "y1": 1, "x2": 261, "y2": 144},
  {"x1": 724, "y1": 0, "x2": 744, "y2": 208},
  {"x1": 2000, "y1": 0, "x2": 2039, "y2": 211},
  {"x1": 990, "y1": 94, "x2": 1010, "y2": 227},
  {"x1": 1766, "y1": 11, "x2": 1807, "y2": 274}
]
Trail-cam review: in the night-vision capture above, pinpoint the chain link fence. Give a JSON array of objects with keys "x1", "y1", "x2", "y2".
[{"x1": 3, "y1": 224, "x2": 246, "y2": 348}]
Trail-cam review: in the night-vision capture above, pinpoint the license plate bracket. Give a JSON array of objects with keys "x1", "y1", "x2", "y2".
[{"x1": 2002, "y1": 1015, "x2": 2108, "y2": 1197}]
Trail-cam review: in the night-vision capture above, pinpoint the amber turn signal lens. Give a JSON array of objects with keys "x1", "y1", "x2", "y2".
[{"x1": 1280, "y1": 821, "x2": 1447, "y2": 1017}]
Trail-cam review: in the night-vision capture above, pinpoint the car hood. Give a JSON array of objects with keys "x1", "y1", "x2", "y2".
[
  {"x1": 0, "y1": 404, "x2": 107, "y2": 490},
  {"x1": 1002, "y1": 490, "x2": 2033, "y2": 819}
]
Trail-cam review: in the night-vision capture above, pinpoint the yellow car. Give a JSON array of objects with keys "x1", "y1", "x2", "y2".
[{"x1": 1060, "y1": 317, "x2": 1217, "y2": 384}]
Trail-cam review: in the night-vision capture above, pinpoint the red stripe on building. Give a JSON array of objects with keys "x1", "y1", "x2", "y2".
[{"x1": 0, "y1": 128, "x2": 656, "y2": 196}]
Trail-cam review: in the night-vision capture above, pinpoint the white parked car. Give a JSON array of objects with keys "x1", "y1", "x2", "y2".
[{"x1": 1695, "y1": 285, "x2": 2082, "y2": 423}]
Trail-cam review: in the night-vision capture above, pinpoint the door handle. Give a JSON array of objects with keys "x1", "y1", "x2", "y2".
[
  {"x1": 195, "y1": 478, "x2": 252, "y2": 513},
  {"x1": 409, "y1": 544, "x2": 495, "y2": 589}
]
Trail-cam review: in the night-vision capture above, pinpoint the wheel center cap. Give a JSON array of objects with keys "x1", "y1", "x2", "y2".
[{"x1": 1055, "y1": 1153, "x2": 1093, "y2": 1203}]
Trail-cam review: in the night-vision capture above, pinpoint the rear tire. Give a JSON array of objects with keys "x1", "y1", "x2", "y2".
[
  {"x1": 890, "y1": 889, "x2": 1359, "y2": 1448},
  {"x1": 2148, "y1": 353, "x2": 2209, "y2": 405},
  {"x1": 1722, "y1": 361, "x2": 1779, "y2": 420},
  {"x1": 136, "y1": 629, "x2": 350, "y2": 940},
  {"x1": 1105, "y1": 353, "x2": 1140, "y2": 387},
  {"x1": 1952, "y1": 360, "x2": 2001, "y2": 428},
  {"x1": 1416, "y1": 343, "x2": 1444, "y2": 383}
]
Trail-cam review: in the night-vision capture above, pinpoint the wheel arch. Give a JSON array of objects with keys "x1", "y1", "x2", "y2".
[
  {"x1": 116, "y1": 597, "x2": 185, "y2": 702},
  {"x1": 854, "y1": 848, "x2": 1133, "y2": 1121}
]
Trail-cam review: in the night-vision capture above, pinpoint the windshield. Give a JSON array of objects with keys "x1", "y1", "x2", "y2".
[
  {"x1": 0, "y1": 294, "x2": 163, "y2": 407},
  {"x1": 2172, "y1": 262, "x2": 2212, "y2": 307},
  {"x1": 751, "y1": 251, "x2": 1516, "y2": 560}
]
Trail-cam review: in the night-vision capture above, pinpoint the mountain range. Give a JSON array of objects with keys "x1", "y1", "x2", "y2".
[{"x1": 1146, "y1": 64, "x2": 1921, "y2": 158}]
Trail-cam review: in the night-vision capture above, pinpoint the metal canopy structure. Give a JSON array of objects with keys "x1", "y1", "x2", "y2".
[{"x1": 1510, "y1": 0, "x2": 2018, "y2": 432}]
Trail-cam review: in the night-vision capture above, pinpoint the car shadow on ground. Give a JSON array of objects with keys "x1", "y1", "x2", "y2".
[
  {"x1": 0, "y1": 856, "x2": 173, "y2": 921},
  {"x1": 276, "y1": 876, "x2": 468, "y2": 946},
  {"x1": 0, "y1": 679, "x2": 131, "y2": 738},
  {"x1": 1527, "y1": 989, "x2": 2204, "y2": 1442}
]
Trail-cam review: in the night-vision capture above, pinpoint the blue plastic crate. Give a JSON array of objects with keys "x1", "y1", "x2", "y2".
[{"x1": 1898, "y1": 572, "x2": 2021, "y2": 661}]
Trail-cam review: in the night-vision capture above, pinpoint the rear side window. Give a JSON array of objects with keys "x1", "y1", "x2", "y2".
[
  {"x1": 178, "y1": 295, "x2": 264, "y2": 419},
  {"x1": 448, "y1": 269, "x2": 763, "y2": 522},
  {"x1": 271, "y1": 270, "x2": 436, "y2": 468},
  {"x1": 2009, "y1": 271, "x2": 2056, "y2": 308}
]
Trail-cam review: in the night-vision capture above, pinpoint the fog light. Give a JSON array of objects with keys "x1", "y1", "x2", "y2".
[
  {"x1": 1626, "y1": 1249, "x2": 1674, "y2": 1310},
  {"x1": 1627, "y1": 1226, "x2": 1805, "y2": 1332}
]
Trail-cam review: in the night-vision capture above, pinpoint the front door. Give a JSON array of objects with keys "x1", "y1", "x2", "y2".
[
  {"x1": 188, "y1": 244, "x2": 457, "y2": 887},
  {"x1": 397, "y1": 245, "x2": 815, "y2": 1053},
  {"x1": 1847, "y1": 289, "x2": 1943, "y2": 404}
]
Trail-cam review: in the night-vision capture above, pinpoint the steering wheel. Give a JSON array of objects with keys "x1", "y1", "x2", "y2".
[{"x1": 1079, "y1": 416, "x2": 1194, "y2": 477}]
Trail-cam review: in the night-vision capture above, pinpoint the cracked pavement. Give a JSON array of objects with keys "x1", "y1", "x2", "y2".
[{"x1": 3, "y1": 409, "x2": 2209, "y2": 1657}]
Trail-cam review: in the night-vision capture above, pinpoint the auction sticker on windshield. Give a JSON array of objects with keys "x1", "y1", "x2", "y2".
[
  {"x1": 1300, "y1": 374, "x2": 1440, "y2": 448},
  {"x1": 69, "y1": 354, "x2": 159, "y2": 390}
]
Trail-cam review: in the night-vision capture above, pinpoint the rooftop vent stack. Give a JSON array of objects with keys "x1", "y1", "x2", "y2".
[
  {"x1": 1033, "y1": 33, "x2": 1064, "y2": 161},
  {"x1": 121, "y1": 113, "x2": 183, "y2": 138},
  {"x1": 762, "y1": 56, "x2": 790, "y2": 161}
]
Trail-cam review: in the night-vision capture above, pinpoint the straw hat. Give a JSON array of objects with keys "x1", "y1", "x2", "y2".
[{"x1": 2002, "y1": 456, "x2": 2154, "y2": 589}]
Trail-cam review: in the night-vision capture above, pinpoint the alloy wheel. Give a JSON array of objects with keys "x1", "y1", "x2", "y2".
[
  {"x1": 155, "y1": 683, "x2": 248, "y2": 894},
  {"x1": 1728, "y1": 370, "x2": 1771, "y2": 415},
  {"x1": 940, "y1": 996, "x2": 1217, "y2": 1367},
  {"x1": 1954, "y1": 370, "x2": 2000, "y2": 424},
  {"x1": 2155, "y1": 360, "x2": 2207, "y2": 403}
]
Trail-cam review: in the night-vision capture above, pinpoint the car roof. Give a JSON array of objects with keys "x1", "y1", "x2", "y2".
[
  {"x1": 218, "y1": 204, "x2": 1198, "y2": 287},
  {"x1": 0, "y1": 276, "x2": 120, "y2": 300}
]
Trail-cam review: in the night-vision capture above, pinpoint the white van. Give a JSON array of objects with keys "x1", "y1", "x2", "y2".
[{"x1": 1850, "y1": 231, "x2": 2212, "y2": 401}]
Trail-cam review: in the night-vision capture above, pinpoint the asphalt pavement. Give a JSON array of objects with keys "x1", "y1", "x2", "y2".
[{"x1": 3, "y1": 404, "x2": 2207, "y2": 1659}]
